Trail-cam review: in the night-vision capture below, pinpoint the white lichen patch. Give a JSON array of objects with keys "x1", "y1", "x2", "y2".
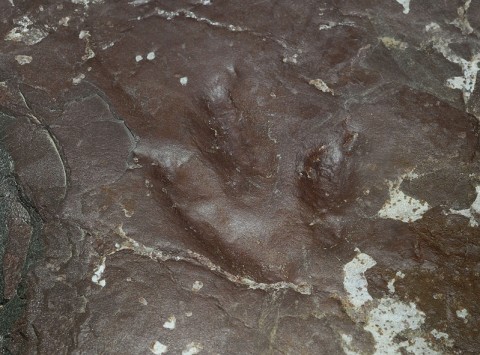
[
  {"x1": 135, "y1": 55, "x2": 143, "y2": 62},
  {"x1": 180, "y1": 76, "x2": 188, "y2": 86},
  {"x1": 378, "y1": 173, "x2": 430, "y2": 223},
  {"x1": 450, "y1": 0, "x2": 473, "y2": 35},
  {"x1": 79, "y1": 30, "x2": 95, "y2": 61},
  {"x1": 318, "y1": 21, "x2": 355, "y2": 30},
  {"x1": 387, "y1": 271, "x2": 405, "y2": 294},
  {"x1": 395, "y1": 0, "x2": 410, "y2": 14},
  {"x1": 5, "y1": 16, "x2": 48, "y2": 45},
  {"x1": 101, "y1": 41, "x2": 116, "y2": 50},
  {"x1": 380, "y1": 37, "x2": 408, "y2": 50},
  {"x1": 308, "y1": 79, "x2": 334, "y2": 95},
  {"x1": 15, "y1": 55, "x2": 32, "y2": 65},
  {"x1": 340, "y1": 334, "x2": 359, "y2": 355},
  {"x1": 425, "y1": 22, "x2": 440, "y2": 32},
  {"x1": 343, "y1": 251, "x2": 446, "y2": 354},
  {"x1": 192, "y1": 280, "x2": 203, "y2": 292},
  {"x1": 387, "y1": 278, "x2": 396, "y2": 294},
  {"x1": 431, "y1": 329, "x2": 454, "y2": 347},
  {"x1": 343, "y1": 251, "x2": 376, "y2": 308},
  {"x1": 59, "y1": 17, "x2": 71, "y2": 26},
  {"x1": 445, "y1": 55, "x2": 480, "y2": 104},
  {"x1": 163, "y1": 315, "x2": 176, "y2": 330},
  {"x1": 91, "y1": 256, "x2": 106, "y2": 287},
  {"x1": 71, "y1": 0, "x2": 103, "y2": 8},
  {"x1": 129, "y1": 0, "x2": 151, "y2": 5},
  {"x1": 79, "y1": 30, "x2": 89, "y2": 39},
  {"x1": 456, "y1": 308, "x2": 469, "y2": 321},
  {"x1": 72, "y1": 73, "x2": 86, "y2": 85},
  {"x1": 426, "y1": 24, "x2": 480, "y2": 104},
  {"x1": 122, "y1": 207, "x2": 133, "y2": 218},
  {"x1": 365, "y1": 298, "x2": 432, "y2": 354},
  {"x1": 182, "y1": 342, "x2": 203, "y2": 355},
  {"x1": 150, "y1": 341, "x2": 168, "y2": 354},
  {"x1": 403, "y1": 338, "x2": 440, "y2": 354},
  {"x1": 448, "y1": 185, "x2": 480, "y2": 227},
  {"x1": 282, "y1": 53, "x2": 298, "y2": 64},
  {"x1": 147, "y1": 51, "x2": 156, "y2": 60}
]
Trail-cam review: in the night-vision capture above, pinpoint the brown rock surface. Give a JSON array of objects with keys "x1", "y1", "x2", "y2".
[{"x1": 0, "y1": 0, "x2": 479, "y2": 353}]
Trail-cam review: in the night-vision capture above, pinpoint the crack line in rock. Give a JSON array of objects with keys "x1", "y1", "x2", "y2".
[
  {"x1": 109, "y1": 225, "x2": 312, "y2": 295},
  {"x1": 134, "y1": 7, "x2": 289, "y2": 49}
]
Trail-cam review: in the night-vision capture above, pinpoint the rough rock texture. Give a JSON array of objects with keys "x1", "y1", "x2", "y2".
[{"x1": 0, "y1": 0, "x2": 479, "y2": 354}]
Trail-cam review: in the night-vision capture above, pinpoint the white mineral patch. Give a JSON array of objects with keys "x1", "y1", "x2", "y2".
[
  {"x1": 72, "y1": 73, "x2": 86, "y2": 85},
  {"x1": 5, "y1": 16, "x2": 48, "y2": 45},
  {"x1": 163, "y1": 315, "x2": 176, "y2": 330},
  {"x1": 150, "y1": 341, "x2": 168, "y2": 354},
  {"x1": 91, "y1": 256, "x2": 106, "y2": 287},
  {"x1": 309, "y1": 79, "x2": 334, "y2": 95},
  {"x1": 147, "y1": 51, "x2": 156, "y2": 60},
  {"x1": 395, "y1": 0, "x2": 410, "y2": 14},
  {"x1": 180, "y1": 76, "x2": 188, "y2": 86},
  {"x1": 456, "y1": 308, "x2": 469, "y2": 320},
  {"x1": 135, "y1": 55, "x2": 143, "y2": 62},
  {"x1": 182, "y1": 342, "x2": 203, "y2": 355},
  {"x1": 15, "y1": 55, "x2": 32, "y2": 65},
  {"x1": 192, "y1": 280, "x2": 203, "y2": 292},
  {"x1": 449, "y1": 185, "x2": 480, "y2": 227},
  {"x1": 378, "y1": 173, "x2": 430, "y2": 223},
  {"x1": 343, "y1": 252, "x2": 376, "y2": 308},
  {"x1": 343, "y1": 252, "x2": 445, "y2": 354}
]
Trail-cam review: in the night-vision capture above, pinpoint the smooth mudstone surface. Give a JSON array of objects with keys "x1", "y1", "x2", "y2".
[{"x1": 1, "y1": 0, "x2": 479, "y2": 353}]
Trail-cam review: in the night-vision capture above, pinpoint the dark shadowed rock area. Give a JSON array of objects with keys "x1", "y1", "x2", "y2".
[{"x1": 0, "y1": 0, "x2": 479, "y2": 353}]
